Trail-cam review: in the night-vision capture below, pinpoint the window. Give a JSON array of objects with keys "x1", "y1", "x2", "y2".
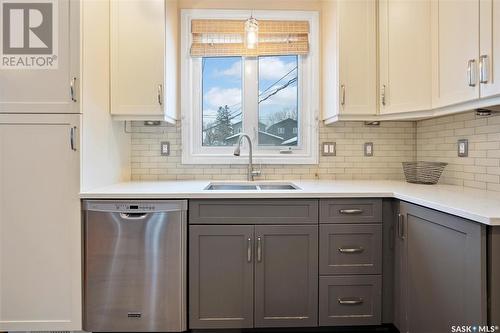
[
  {"x1": 259, "y1": 55, "x2": 298, "y2": 147},
  {"x1": 182, "y1": 10, "x2": 319, "y2": 164},
  {"x1": 202, "y1": 57, "x2": 242, "y2": 146}
]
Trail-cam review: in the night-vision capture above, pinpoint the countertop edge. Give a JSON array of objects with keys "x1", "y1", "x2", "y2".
[{"x1": 79, "y1": 181, "x2": 500, "y2": 226}]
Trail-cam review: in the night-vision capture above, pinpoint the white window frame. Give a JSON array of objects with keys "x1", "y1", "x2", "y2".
[{"x1": 181, "y1": 9, "x2": 319, "y2": 164}]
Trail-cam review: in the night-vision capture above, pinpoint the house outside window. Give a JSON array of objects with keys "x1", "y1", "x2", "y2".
[{"x1": 181, "y1": 10, "x2": 319, "y2": 164}]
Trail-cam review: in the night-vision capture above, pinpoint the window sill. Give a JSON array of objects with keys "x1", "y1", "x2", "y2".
[{"x1": 182, "y1": 153, "x2": 318, "y2": 165}]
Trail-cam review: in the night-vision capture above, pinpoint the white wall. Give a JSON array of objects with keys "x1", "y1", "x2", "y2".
[{"x1": 81, "y1": 0, "x2": 130, "y2": 191}]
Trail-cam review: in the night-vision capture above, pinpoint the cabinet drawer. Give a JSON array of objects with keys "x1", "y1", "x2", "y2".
[
  {"x1": 320, "y1": 224, "x2": 382, "y2": 275},
  {"x1": 189, "y1": 200, "x2": 319, "y2": 224},
  {"x1": 320, "y1": 199, "x2": 382, "y2": 224},
  {"x1": 319, "y1": 275, "x2": 381, "y2": 326}
]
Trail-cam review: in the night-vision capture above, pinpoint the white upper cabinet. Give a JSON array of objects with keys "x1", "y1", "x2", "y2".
[
  {"x1": 110, "y1": 0, "x2": 177, "y2": 122},
  {"x1": 0, "y1": 0, "x2": 80, "y2": 114},
  {"x1": 479, "y1": 0, "x2": 500, "y2": 98},
  {"x1": 432, "y1": 0, "x2": 480, "y2": 108},
  {"x1": 337, "y1": 0, "x2": 377, "y2": 116},
  {"x1": 379, "y1": 0, "x2": 432, "y2": 114},
  {"x1": 0, "y1": 114, "x2": 81, "y2": 332}
]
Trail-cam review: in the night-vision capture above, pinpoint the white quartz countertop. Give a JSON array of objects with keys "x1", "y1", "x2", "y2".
[{"x1": 80, "y1": 180, "x2": 500, "y2": 226}]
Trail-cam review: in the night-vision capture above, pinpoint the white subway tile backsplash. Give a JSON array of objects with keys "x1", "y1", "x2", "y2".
[
  {"x1": 130, "y1": 121, "x2": 416, "y2": 182},
  {"x1": 129, "y1": 111, "x2": 500, "y2": 192},
  {"x1": 417, "y1": 111, "x2": 500, "y2": 191}
]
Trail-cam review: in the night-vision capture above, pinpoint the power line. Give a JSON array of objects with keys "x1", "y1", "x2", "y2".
[
  {"x1": 259, "y1": 77, "x2": 297, "y2": 104},
  {"x1": 259, "y1": 66, "x2": 297, "y2": 96}
]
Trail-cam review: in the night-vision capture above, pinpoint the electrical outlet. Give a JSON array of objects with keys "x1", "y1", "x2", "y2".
[
  {"x1": 458, "y1": 139, "x2": 468, "y2": 157},
  {"x1": 364, "y1": 142, "x2": 374, "y2": 157},
  {"x1": 161, "y1": 141, "x2": 170, "y2": 156},
  {"x1": 322, "y1": 142, "x2": 336, "y2": 156}
]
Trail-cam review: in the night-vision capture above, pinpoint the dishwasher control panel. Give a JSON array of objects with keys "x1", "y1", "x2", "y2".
[
  {"x1": 114, "y1": 203, "x2": 155, "y2": 211},
  {"x1": 84, "y1": 200, "x2": 188, "y2": 213}
]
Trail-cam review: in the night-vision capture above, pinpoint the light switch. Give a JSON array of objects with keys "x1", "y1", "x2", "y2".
[
  {"x1": 161, "y1": 141, "x2": 170, "y2": 156},
  {"x1": 364, "y1": 142, "x2": 374, "y2": 157},
  {"x1": 458, "y1": 139, "x2": 468, "y2": 157},
  {"x1": 322, "y1": 142, "x2": 336, "y2": 156}
]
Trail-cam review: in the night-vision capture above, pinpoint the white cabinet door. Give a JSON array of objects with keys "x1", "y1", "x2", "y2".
[
  {"x1": 432, "y1": 0, "x2": 480, "y2": 108},
  {"x1": 379, "y1": 0, "x2": 432, "y2": 114},
  {"x1": 0, "y1": 114, "x2": 81, "y2": 332},
  {"x1": 0, "y1": 0, "x2": 80, "y2": 114},
  {"x1": 338, "y1": 0, "x2": 377, "y2": 115},
  {"x1": 479, "y1": 0, "x2": 500, "y2": 98},
  {"x1": 110, "y1": 0, "x2": 166, "y2": 119}
]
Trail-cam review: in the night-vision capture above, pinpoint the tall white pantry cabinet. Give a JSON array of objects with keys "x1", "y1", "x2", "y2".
[{"x1": 0, "y1": 0, "x2": 82, "y2": 331}]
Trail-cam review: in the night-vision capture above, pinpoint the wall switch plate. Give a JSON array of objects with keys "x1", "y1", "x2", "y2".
[
  {"x1": 364, "y1": 142, "x2": 374, "y2": 157},
  {"x1": 322, "y1": 142, "x2": 336, "y2": 156},
  {"x1": 458, "y1": 139, "x2": 468, "y2": 157},
  {"x1": 161, "y1": 141, "x2": 170, "y2": 156}
]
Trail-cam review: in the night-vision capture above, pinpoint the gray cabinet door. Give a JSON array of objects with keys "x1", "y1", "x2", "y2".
[
  {"x1": 254, "y1": 225, "x2": 318, "y2": 328},
  {"x1": 320, "y1": 224, "x2": 382, "y2": 275},
  {"x1": 397, "y1": 202, "x2": 486, "y2": 333},
  {"x1": 189, "y1": 225, "x2": 254, "y2": 329},
  {"x1": 0, "y1": 0, "x2": 80, "y2": 113}
]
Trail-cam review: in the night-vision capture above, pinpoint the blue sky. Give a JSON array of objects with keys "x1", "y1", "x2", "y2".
[{"x1": 202, "y1": 55, "x2": 298, "y2": 128}]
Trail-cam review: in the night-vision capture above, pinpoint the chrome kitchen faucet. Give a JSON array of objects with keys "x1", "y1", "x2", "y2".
[{"x1": 233, "y1": 134, "x2": 261, "y2": 181}]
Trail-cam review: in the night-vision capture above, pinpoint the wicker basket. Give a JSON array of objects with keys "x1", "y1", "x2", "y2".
[{"x1": 402, "y1": 161, "x2": 448, "y2": 185}]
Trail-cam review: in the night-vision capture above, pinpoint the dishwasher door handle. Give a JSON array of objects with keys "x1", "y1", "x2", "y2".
[{"x1": 119, "y1": 213, "x2": 148, "y2": 220}]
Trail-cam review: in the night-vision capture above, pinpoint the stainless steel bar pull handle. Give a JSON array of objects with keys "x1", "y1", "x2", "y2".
[
  {"x1": 341, "y1": 84, "x2": 346, "y2": 106},
  {"x1": 338, "y1": 297, "x2": 364, "y2": 305},
  {"x1": 70, "y1": 77, "x2": 77, "y2": 102},
  {"x1": 397, "y1": 213, "x2": 405, "y2": 239},
  {"x1": 381, "y1": 85, "x2": 386, "y2": 106},
  {"x1": 480, "y1": 55, "x2": 489, "y2": 84},
  {"x1": 468, "y1": 59, "x2": 477, "y2": 87},
  {"x1": 70, "y1": 126, "x2": 77, "y2": 151},
  {"x1": 119, "y1": 213, "x2": 148, "y2": 220},
  {"x1": 339, "y1": 209, "x2": 363, "y2": 215},
  {"x1": 257, "y1": 236, "x2": 262, "y2": 262},
  {"x1": 338, "y1": 247, "x2": 364, "y2": 254},
  {"x1": 247, "y1": 237, "x2": 252, "y2": 262},
  {"x1": 158, "y1": 84, "x2": 163, "y2": 105}
]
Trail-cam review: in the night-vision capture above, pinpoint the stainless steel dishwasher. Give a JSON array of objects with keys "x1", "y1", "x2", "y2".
[{"x1": 83, "y1": 200, "x2": 187, "y2": 332}]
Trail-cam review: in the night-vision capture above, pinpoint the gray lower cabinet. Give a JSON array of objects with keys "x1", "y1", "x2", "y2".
[
  {"x1": 395, "y1": 202, "x2": 487, "y2": 333},
  {"x1": 254, "y1": 225, "x2": 318, "y2": 328},
  {"x1": 319, "y1": 275, "x2": 382, "y2": 326},
  {"x1": 189, "y1": 224, "x2": 318, "y2": 329},
  {"x1": 189, "y1": 225, "x2": 254, "y2": 329},
  {"x1": 489, "y1": 227, "x2": 500, "y2": 324}
]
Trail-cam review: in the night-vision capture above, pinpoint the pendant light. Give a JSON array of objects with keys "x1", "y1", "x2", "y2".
[{"x1": 244, "y1": 14, "x2": 259, "y2": 49}]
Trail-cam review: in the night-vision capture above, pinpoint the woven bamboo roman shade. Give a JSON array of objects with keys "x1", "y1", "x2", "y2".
[{"x1": 190, "y1": 19, "x2": 310, "y2": 57}]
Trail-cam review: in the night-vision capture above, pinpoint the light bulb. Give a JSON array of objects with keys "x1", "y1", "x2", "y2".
[{"x1": 245, "y1": 17, "x2": 259, "y2": 50}]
